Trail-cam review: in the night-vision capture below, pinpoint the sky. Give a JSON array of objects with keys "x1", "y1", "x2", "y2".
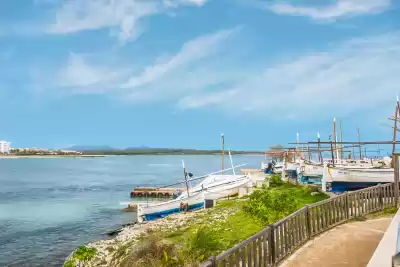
[{"x1": 0, "y1": 0, "x2": 399, "y2": 150}]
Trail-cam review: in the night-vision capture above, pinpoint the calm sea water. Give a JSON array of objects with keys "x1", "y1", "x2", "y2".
[{"x1": 0, "y1": 155, "x2": 263, "y2": 266}]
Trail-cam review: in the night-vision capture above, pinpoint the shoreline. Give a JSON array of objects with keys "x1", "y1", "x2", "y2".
[
  {"x1": 64, "y1": 208, "x2": 222, "y2": 267},
  {"x1": 0, "y1": 155, "x2": 107, "y2": 159}
]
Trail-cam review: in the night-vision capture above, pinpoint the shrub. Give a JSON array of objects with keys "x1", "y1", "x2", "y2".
[
  {"x1": 121, "y1": 234, "x2": 181, "y2": 267},
  {"x1": 73, "y1": 246, "x2": 97, "y2": 265},
  {"x1": 243, "y1": 187, "x2": 297, "y2": 223},
  {"x1": 269, "y1": 175, "x2": 284, "y2": 187},
  {"x1": 187, "y1": 227, "x2": 222, "y2": 261}
]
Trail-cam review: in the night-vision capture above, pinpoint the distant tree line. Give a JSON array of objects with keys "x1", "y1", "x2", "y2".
[{"x1": 81, "y1": 148, "x2": 264, "y2": 155}]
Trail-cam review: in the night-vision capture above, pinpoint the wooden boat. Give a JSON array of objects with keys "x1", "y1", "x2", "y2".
[
  {"x1": 193, "y1": 175, "x2": 251, "y2": 200},
  {"x1": 137, "y1": 191, "x2": 205, "y2": 223},
  {"x1": 322, "y1": 164, "x2": 393, "y2": 193},
  {"x1": 177, "y1": 174, "x2": 249, "y2": 199}
]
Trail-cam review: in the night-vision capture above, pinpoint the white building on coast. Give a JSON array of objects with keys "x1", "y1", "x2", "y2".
[{"x1": 0, "y1": 141, "x2": 11, "y2": 153}]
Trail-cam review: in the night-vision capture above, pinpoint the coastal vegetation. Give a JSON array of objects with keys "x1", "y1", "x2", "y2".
[
  {"x1": 64, "y1": 176, "x2": 329, "y2": 267},
  {"x1": 122, "y1": 177, "x2": 328, "y2": 266},
  {"x1": 64, "y1": 246, "x2": 97, "y2": 267}
]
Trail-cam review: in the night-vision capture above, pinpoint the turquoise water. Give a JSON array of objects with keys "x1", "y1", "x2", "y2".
[{"x1": 0, "y1": 155, "x2": 262, "y2": 266}]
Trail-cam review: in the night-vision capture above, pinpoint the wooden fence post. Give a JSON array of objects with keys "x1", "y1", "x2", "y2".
[
  {"x1": 378, "y1": 184, "x2": 383, "y2": 211},
  {"x1": 269, "y1": 225, "x2": 276, "y2": 266},
  {"x1": 209, "y1": 256, "x2": 216, "y2": 267},
  {"x1": 305, "y1": 205, "x2": 311, "y2": 239},
  {"x1": 344, "y1": 192, "x2": 349, "y2": 221}
]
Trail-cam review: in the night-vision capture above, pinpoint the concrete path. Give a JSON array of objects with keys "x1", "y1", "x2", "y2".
[{"x1": 280, "y1": 217, "x2": 392, "y2": 267}]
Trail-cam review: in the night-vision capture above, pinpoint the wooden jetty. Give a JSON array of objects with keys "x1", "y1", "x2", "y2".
[{"x1": 130, "y1": 187, "x2": 183, "y2": 198}]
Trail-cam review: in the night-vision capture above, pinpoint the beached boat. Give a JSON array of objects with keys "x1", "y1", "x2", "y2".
[
  {"x1": 176, "y1": 174, "x2": 249, "y2": 199},
  {"x1": 137, "y1": 176, "x2": 251, "y2": 222},
  {"x1": 322, "y1": 164, "x2": 394, "y2": 193},
  {"x1": 202, "y1": 176, "x2": 251, "y2": 199},
  {"x1": 137, "y1": 191, "x2": 205, "y2": 222}
]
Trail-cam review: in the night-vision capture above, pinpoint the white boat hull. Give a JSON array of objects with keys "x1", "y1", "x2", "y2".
[
  {"x1": 301, "y1": 164, "x2": 323, "y2": 177},
  {"x1": 137, "y1": 191, "x2": 205, "y2": 222},
  {"x1": 203, "y1": 177, "x2": 251, "y2": 199},
  {"x1": 322, "y1": 165, "x2": 394, "y2": 192}
]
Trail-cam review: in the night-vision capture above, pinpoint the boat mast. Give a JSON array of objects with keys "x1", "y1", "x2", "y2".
[
  {"x1": 392, "y1": 97, "x2": 399, "y2": 166},
  {"x1": 357, "y1": 128, "x2": 362, "y2": 159},
  {"x1": 333, "y1": 118, "x2": 338, "y2": 163},
  {"x1": 296, "y1": 132, "x2": 300, "y2": 160},
  {"x1": 329, "y1": 135, "x2": 335, "y2": 167},
  {"x1": 221, "y1": 133, "x2": 225, "y2": 175},
  {"x1": 317, "y1": 132, "x2": 322, "y2": 163},
  {"x1": 229, "y1": 150, "x2": 235, "y2": 175},
  {"x1": 340, "y1": 119, "x2": 344, "y2": 160},
  {"x1": 181, "y1": 160, "x2": 190, "y2": 196}
]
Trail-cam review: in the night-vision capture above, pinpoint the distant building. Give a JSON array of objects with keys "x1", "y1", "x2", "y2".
[
  {"x1": 0, "y1": 141, "x2": 11, "y2": 154},
  {"x1": 59, "y1": 150, "x2": 82, "y2": 155}
]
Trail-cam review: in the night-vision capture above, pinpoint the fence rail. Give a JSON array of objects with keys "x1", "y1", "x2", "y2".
[{"x1": 200, "y1": 182, "x2": 399, "y2": 267}]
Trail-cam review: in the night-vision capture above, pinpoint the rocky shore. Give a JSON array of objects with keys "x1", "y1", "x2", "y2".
[{"x1": 64, "y1": 204, "x2": 239, "y2": 267}]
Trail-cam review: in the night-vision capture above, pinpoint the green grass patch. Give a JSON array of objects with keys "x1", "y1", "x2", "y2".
[
  {"x1": 367, "y1": 207, "x2": 398, "y2": 218},
  {"x1": 63, "y1": 246, "x2": 97, "y2": 267}
]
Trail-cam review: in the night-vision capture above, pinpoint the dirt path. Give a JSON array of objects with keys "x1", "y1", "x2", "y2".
[{"x1": 280, "y1": 217, "x2": 392, "y2": 267}]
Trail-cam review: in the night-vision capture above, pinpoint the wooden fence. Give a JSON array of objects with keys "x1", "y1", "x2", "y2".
[{"x1": 199, "y1": 182, "x2": 399, "y2": 267}]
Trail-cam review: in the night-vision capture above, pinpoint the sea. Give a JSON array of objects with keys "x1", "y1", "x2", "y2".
[{"x1": 0, "y1": 155, "x2": 263, "y2": 266}]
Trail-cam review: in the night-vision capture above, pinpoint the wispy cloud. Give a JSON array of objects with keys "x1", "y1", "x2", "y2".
[
  {"x1": 122, "y1": 28, "x2": 235, "y2": 89},
  {"x1": 118, "y1": 28, "x2": 245, "y2": 104},
  {"x1": 46, "y1": 29, "x2": 400, "y2": 120},
  {"x1": 179, "y1": 32, "x2": 400, "y2": 118},
  {"x1": 43, "y1": 28, "x2": 239, "y2": 100},
  {"x1": 46, "y1": 0, "x2": 209, "y2": 43},
  {"x1": 56, "y1": 53, "x2": 128, "y2": 93},
  {"x1": 267, "y1": 0, "x2": 391, "y2": 21}
]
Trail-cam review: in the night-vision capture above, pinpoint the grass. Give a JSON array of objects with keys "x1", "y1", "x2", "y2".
[
  {"x1": 351, "y1": 206, "x2": 399, "y2": 221},
  {"x1": 116, "y1": 177, "x2": 329, "y2": 266},
  {"x1": 367, "y1": 207, "x2": 398, "y2": 218},
  {"x1": 63, "y1": 246, "x2": 97, "y2": 267}
]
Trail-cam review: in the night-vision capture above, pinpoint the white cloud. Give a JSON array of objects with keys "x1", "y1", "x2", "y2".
[
  {"x1": 47, "y1": 0, "x2": 208, "y2": 43},
  {"x1": 177, "y1": 89, "x2": 236, "y2": 109},
  {"x1": 267, "y1": 0, "x2": 391, "y2": 20},
  {"x1": 179, "y1": 32, "x2": 400, "y2": 119},
  {"x1": 122, "y1": 28, "x2": 235, "y2": 89},
  {"x1": 57, "y1": 53, "x2": 126, "y2": 93},
  {"x1": 119, "y1": 28, "x2": 244, "y2": 104},
  {"x1": 163, "y1": 0, "x2": 208, "y2": 7}
]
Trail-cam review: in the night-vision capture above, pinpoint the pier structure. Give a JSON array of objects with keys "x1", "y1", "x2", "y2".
[{"x1": 130, "y1": 187, "x2": 183, "y2": 198}]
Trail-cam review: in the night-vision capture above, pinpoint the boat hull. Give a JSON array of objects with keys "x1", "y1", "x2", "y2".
[
  {"x1": 137, "y1": 191, "x2": 205, "y2": 222},
  {"x1": 322, "y1": 165, "x2": 393, "y2": 193},
  {"x1": 203, "y1": 178, "x2": 251, "y2": 199},
  {"x1": 328, "y1": 181, "x2": 386, "y2": 193},
  {"x1": 143, "y1": 202, "x2": 204, "y2": 221}
]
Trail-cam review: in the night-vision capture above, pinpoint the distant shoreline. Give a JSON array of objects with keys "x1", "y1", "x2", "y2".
[
  {"x1": 0, "y1": 155, "x2": 107, "y2": 159},
  {"x1": 0, "y1": 153, "x2": 263, "y2": 159},
  {"x1": 0, "y1": 151, "x2": 264, "y2": 159}
]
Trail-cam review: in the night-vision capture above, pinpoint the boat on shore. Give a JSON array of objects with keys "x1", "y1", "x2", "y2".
[
  {"x1": 137, "y1": 175, "x2": 251, "y2": 222},
  {"x1": 137, "y1": 190, "x2": 206, "y2": 222},
  {"x1": 322, "y1": 164, "x2": 393, "y2": 193},
  {"x1": 136, "y1": 154, "x2": 250, "y2": 223}
]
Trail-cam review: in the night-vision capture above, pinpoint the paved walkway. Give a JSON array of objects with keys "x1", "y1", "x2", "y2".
[{"x1": 280, "y1": 217, "x2": 392, "y2": 267}]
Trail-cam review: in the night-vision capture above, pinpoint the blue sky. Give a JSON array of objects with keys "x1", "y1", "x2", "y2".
[{"x1": 0, "y1": 0, "x2": 399, "y2": 150}]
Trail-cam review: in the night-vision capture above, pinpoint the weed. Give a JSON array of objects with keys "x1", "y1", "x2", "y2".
[{"x1": 72, "y1": 246, "x2": 97, "y2": 264}]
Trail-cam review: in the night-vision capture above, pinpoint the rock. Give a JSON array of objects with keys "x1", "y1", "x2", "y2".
[{"x1": 311, "y1": 192, "x2": 320, "y2": 196}]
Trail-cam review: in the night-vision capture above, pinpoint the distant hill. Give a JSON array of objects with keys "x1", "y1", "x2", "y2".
[
  {"x1": 66, "y1": 145, "x2": 118, "y2": 151},
  {"x1": 125, "y1": 146, "x2": 151, "y2": 150}
]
